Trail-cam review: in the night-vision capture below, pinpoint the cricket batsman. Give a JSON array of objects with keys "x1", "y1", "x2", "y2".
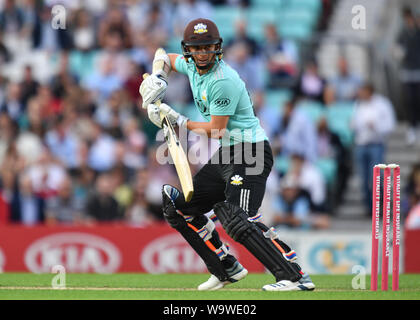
[{"x1": 140, "y1": 18, "x2": 315, "y2": 291}]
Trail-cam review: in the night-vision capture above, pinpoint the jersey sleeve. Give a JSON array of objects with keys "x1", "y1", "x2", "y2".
[
  {"x1": 174, "y1": 55, "x2": 189, "y2": 75},
  {"x1": 209, "y1": 78, "x2": 239, "y2": 116}
]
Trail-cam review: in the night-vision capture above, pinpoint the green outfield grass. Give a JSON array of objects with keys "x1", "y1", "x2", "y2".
[{"x1": 0, "y1": 273, "x2": 419, "y2": 300}]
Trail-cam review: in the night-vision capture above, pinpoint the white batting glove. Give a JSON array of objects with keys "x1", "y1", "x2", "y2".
[
  {"x1": 139, "y1": 73, "x2": 168, "y2": 109},
  {"x1": 147, "y1": 103, "x2": 163, "y2": 128},
  {"x1": 159, "y1": 103, "x2": 189, "y2": 129},
  {"x1": 153, "y1": 53, "x2": 171, "y2": 81}
]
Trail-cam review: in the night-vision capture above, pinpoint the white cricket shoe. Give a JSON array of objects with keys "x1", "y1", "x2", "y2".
[
  {"x1": 262, "y1": 273, "x2": 315, "y2": 291},
  {"x1": 262, "y1": 280, "x2": 300, "y2": 291},
  {"x1": 198, "y1": 262, "x2": 248, "y2": 291}
]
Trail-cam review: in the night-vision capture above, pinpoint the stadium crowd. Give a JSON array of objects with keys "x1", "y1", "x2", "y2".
[{"x1": 0, "y1": 0, "x2": 417, "y2": 230}]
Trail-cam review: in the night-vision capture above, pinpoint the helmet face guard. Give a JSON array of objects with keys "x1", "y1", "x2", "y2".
[
  {"x1": 181, "y1": 18, "x2": 224, "y2": 70},
  {"x1": 181, "y1": 39, "x2": 223, "y2": 69}
]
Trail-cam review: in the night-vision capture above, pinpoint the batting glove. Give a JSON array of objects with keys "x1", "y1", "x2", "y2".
[
  {"x1": 139, "y1": 73, "x2": 168, "y2": 109},
  {"x1": 147, "y1": 103, "x2": 163, "y2": 128},
  {"x1": 159, "y1": 103, "x2": 189, "y2": 130}
]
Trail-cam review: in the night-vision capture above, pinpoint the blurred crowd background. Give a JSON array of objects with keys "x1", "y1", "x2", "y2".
[{"x1": 0, "y1": 0, "x2": 420, "y2": 231}]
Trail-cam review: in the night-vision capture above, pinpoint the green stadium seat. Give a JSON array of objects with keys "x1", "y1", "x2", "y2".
[
  {"x1": 212, "y1": 6, "x2": 244, "y2": 42},
  {"x1": 281, "y1": 8, "x2": 318, "y2": 29},
  {"x1": 297, "y1": 100, "x2": 325, "y2": 124},
  {"x1": 246, "y1": 8, "x2": 278, "y2": 42},
  {"x1": 250, "y1": 0, "x2": 285, "y2": 9},
  {"x1": 278, "y1": 22, "x2": 313, "y2": 40},
  {"x1": 325, "y1": 102, "x2": 355, "y2": 147},
  {"x1": 288, "y1": 0, "x2": 321, "y2": 12},
  {"x1": 274, "y1": 154, "x2": 291, "y2": 174},
  {"x1": 165, "y1": 37, "x2": 183, "y2": 54},
  {"x1": 265, "y1": 89, "x2": 292, "y2": 110},
  {"x1": 315, "y1": 158, "x2": 337, "y2": 186}
]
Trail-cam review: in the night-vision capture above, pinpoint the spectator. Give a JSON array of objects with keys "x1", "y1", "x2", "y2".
[
  {"x1": 94, "y1": 89, "x2": 133, "y2": 133},
  {"x1": 136, "y1": 3, "x2": 171, "y2": 47},
  {"x1": 24, "y1": 97, "x2": 47, "y2": 137},
  {"x1": 32, "y1": 5, "x2": 72, "y2": 51},
  {"x1": 0, "y1": 82, "x2": 23, "y2": 122},
  {"x1": 72, "y1": 8, "x2": 96, "y2": 51},
  {"x1": 316, "y1": 117, "x2": 350, "y2": 207},
  {"x1": 98, "y1": 6, "x2": 132, "y2": 49},
  {"x1": 0, "y1": 0, "x2": 25, "y2": 50},
  {"x1": 126, "y1": 169, "x2": 156, "y2": 226},
  {"x1": 123, "y1": 61, "x2": 145, "y2": 104},
  {"x1": 396, "y1": 7, "x2": 420, "y2": 145},
  {"x1": 50, "y1": 53, "x2": 77, "y2": 101},
  {"x1": 86, "y1": 121, "x2": 117, "y2": 173},
  {"x1": 226, "y1": 19, "x2": 259, "y2": 57},
  {"x1": 122, "y1": 117, "x2": 148, "y2": 171},
  {"x1": 20, "y1": 65, "x2": 40, "y2": 108},
  {"x1": 44, "y1": 115, "x2": 82, "y2": 169},
  {"x1": 0, "y1": 33, "x2": 10, "y2": 64},
  {"x1": 224, "y1": 41, "x2": 264, "y2": 94},
  {"x1": 0, "y1": 113, "x2": 18, "y2": 161},
  {"x1": 0, "y1": 142, "x2": 26, "y2": 206},
  {"x1": 272, "y1": 97, "x2": 318, "y2": 163},
  {"x1": 82, "y1": 55, "x2": 123, "y2": 104},
  {"x1": 287, "y1": 153, "x2": 328, "y2": 218},
  {"x1": 351, "y1": 83, "x2": 396, "y2": 214},
  {"x1": 262, "y1": 23, "x2": 298, "y2": 88},
  {"x1": 271, "y1": 174, "x2": 312, "y2": 229},
  {"x1": 145, "y1": 147, "x2": 177, "y2": 221},
  {"x1": 328, "y1": 56, "x2": 362, "y2": 102},
  {"x1": 294, "y1": 60, "x2": 327, "y2": 103},
  {"x1": 25, "y1": 148, "x2": 67, "y2": 199},
  {"x1": 45, "y1": 175, "x2": 84, "y2": 225},
  {"x1": 15, "y1": 120, "x2": 44, "y2": 165},
  {"x1": 406, "y1": 203, "x2": 420, "y2": 229},
  {"x1": 252, "y1": 91, "x2": 280, "y2": 139},
  {"x1": 85, "y1": 173, "x2": 123, "y2": 222},
  {"x1": 173, "y1": 0, "x2": 213, "y2": 38},
  {"x1": 111, "y1": 165, "x2": 133, "y2": 213},
  {"x1": 10, "y1": 173, "x2": 45, "y2": 225}
]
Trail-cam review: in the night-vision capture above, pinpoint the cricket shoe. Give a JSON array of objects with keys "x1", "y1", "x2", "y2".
[
  {"x1": 298, "y1": 272, "x2": 316, "y2": 291},
  {"x1": 262, "y1": 273, "x2": 315, "y2": 291},
  {"x1": 198, "y1": 261, "x2": 248, "y2": 291}
]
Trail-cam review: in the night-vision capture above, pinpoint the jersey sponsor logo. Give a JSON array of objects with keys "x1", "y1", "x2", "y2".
[
  {"x1": 214, "y1": 98, "x2": 231, "y2": 107},
  {"x1": 193, "y1": 23, "x2": 208, "y2": 34},
  {"x1": 230, "y1": 175, "x2": 244, "y2": 186},
  {"x1": 24, "y1": 233, "x2": 121, "y2": 273}
]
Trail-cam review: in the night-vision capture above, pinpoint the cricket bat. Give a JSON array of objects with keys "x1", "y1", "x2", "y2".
[{"x1": 143, "y1": 48, "x2": 194, "y2": 202}]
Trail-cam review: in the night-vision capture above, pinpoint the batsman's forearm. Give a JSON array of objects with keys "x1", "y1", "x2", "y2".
[{"x1": 187, "y1": 121, "x2": 226, "y2": 139}]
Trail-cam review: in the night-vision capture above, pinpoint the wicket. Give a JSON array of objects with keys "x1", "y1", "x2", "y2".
[{"x1": 371, "y1": 164, "x2": 401, "y2": 291}]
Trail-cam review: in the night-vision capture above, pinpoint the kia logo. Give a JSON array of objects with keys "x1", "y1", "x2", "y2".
[
  {"x1": 24, "y1": 233, "x2": 121, "y2": 273},
  {"x1": 141, "y1": 233, "x2": 237, "y2": 273}
]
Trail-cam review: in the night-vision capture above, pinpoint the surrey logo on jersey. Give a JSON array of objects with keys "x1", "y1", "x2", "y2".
[
  {"x1": 194, "y1": 23, "x2": 208, "y2": 34},
  {"x1": 230, "y1": 175, "x2": 243, "y2": 186},
  {"x1": 201, "y1": 90, "x2": 207, "y2": 102}
]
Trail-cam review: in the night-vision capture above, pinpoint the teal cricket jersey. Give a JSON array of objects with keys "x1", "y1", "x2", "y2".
[{"x1": 174, "y1": 55, "x2": 268, "y2": 147}]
